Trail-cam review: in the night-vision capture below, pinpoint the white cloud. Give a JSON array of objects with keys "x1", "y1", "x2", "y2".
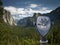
[
  {"x1": 40, "y1": 7, "x2": 52, "y2": 14},
  {"x1": 4, "y1": 6, "x2": 17, "y2": 14},
  {"x1": 29, "y1": 4, "x2": 38, "y2": 8},
  {"x1": 4, "y1": 6, "x2": 52, "y2": 19},
  {"x1": 17, "y1": 8, "x2": 24, "y2": 11},
  {"x1": 42, "y1": 7, "x2": 48, "y2": 10}
]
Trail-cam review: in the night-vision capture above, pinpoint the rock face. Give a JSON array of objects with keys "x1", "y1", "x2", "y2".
[
  {"x1": 17, "y1": 18, "x2": 28, "y2": 26},
  {"x1": 32, "y1": 13, "x2": 41, "y2": 25},
  {"x1": 17, "y1": 17, "x2": 33, "y2": 26},
  {"x1": 50, "y1": 7, "x2": 60, "y2": 22},
  {"x1": 3, "y1": 10, "x2": 16, "y2": 26}
]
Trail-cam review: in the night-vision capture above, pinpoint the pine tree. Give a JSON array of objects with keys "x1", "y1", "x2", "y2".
[{"x1": 0, "y1": 0, "x2": 3, "y2": 23}]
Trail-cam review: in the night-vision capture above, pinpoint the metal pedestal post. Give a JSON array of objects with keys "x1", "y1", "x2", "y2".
[
  {"x1": 40, "y1": 37, "x2": 48, "y2": 45},
  {"x1": 41, "y1": 43, "x2": 46, "y2": 45}
]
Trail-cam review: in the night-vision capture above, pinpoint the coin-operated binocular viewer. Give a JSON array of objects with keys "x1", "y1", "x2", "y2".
[{"x1": 36, "y1": 16, "x2": 51, "y2": 45}]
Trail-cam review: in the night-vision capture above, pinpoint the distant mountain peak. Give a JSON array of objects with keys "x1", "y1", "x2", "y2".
[
  {"x1": 56, "y1": 7, "x2": 60, "y2": 10},
  {"x1": 51, "y1": 7, "x2": 60, "y2": 14}
]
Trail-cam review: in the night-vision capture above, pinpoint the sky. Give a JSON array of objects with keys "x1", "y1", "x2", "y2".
[{"x1": 2, "y1": 0, "x2": 60, "y2": 20}]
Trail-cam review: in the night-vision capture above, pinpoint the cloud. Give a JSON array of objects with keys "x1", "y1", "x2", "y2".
[
  {"x1": 4, "y1": 6, "x2": 52, "y2": 19},
  {"x1": 4, "y1": 6, "x2": 17, "y2": 14},
  {"x1": 4, "y1": 6, "x2": 52, "y2": 15},
  {"x1": 29, "y1": 4, "x2": 39, "y2": 8},
  {"x1": 42, "y1": 7, "x2": 48, "y2": 10}
]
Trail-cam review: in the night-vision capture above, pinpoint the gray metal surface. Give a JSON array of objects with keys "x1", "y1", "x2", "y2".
[{"x1": 36, "y1": 16, "x2": 51, "y2": 37}]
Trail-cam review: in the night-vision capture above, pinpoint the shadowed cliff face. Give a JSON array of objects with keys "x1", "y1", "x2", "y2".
[
  {"x1": 46, "y1": 7, "x2": 60, "y2": 23},
  {"x1": 3, "y1": 10, "x2": 16, "y2": 26}
]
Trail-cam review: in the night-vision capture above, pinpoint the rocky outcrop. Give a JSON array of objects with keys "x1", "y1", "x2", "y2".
[
  {"x1": 32, "y1": 13, "x2": 42, "y2": 25},
  {"x1": 3, "y1": 10, "x2": 16, "y2": 26},
  {"x1": 17, "y1": 17, "x2": 33, "y2": 26},
  {"x1": 17, "y1": 18, "x2": 28, "y2": 26}
]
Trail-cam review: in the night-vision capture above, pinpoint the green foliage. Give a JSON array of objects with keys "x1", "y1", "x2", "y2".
[
  {"x1": 0, "y1": 0, "x2": 3, "y2": 23},
  {"x1": 0, "y1": 23, "x2": 40, "y2": 45},
  {"x1": 0, "y1": 21, "x2": 60, "y2": 45},
  {"x1": 0, "y1": 0, "x2": 2, "y2": 5}
]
